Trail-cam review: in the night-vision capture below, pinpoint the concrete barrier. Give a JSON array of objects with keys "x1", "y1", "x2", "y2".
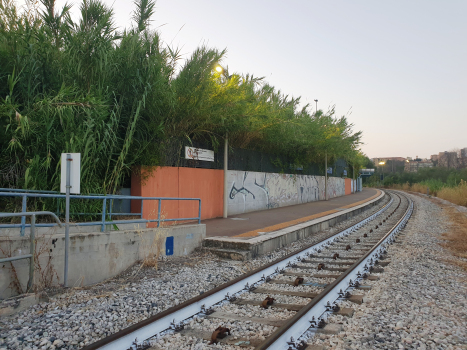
[{"x1": 0, "y1": 224, "x2": 205, "y2": 299}]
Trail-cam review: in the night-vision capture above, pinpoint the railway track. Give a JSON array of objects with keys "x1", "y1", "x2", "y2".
[{"x1": 83, "y1": 190, "x2": 413, "y2": 350}]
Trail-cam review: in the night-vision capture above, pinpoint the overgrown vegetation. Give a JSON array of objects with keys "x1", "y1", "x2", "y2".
[
  {"x1": 388, "y1": 180, "x2": 467, "y2": 207},
  {"x1": 366, "y1": 167, "x2": 467, "y2": 207},
  {"x1": 0, "y1": 0, "x2": 364, "y2": 203}
]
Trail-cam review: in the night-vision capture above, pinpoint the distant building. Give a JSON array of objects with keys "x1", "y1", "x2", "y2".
[
  {"x1": 404, "y1": 156, "x2": 433, "y2": 173},
  {"x1": 438, "y1": 152, "x2": 458, "y2": 169},
  {"x1": 460, "y1": 148, "x2": 467, "y2": 168},
  {"x1": 372, "y1": 157, "x2": 407, "y2": 174},
  {"x1": 371, "y1": 157, "x2": 406, "y2": 163}
]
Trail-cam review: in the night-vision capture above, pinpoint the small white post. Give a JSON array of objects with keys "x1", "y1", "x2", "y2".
[{"x1": 223, "y1": 133, "x2": 228, "y2": 218}]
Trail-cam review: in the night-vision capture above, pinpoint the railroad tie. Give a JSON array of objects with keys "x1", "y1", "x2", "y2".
[
  {"x1": 206, "y1": 311, "x2": 287, "y2": 327},
  {"x1": 233, "y1": 298, "x2": 304, "y2": 311},
  {"x1": 252, "y1": 287, "x2": 318, "y2": 298}
]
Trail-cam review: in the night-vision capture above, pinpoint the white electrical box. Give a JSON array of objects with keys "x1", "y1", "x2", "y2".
[{"x1": 60, "y1": 153, "x2": 81, "y2": 194}]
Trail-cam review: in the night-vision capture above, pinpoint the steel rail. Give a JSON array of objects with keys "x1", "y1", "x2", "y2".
[
  {"x1": 82, "y1": 191, "x2": 393, "y2": 350},
  {"x1": 255, "y1": 190, "x2": 413, "y2": 350}
]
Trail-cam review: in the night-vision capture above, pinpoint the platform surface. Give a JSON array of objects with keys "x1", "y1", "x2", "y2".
[{"x1": 204, "y1": 188, "x2": 379, "y2": 238}]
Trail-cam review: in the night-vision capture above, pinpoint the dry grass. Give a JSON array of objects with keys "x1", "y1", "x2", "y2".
[
  {"x1": 132, "y1": 208, "x2": 168, "y2": 276},
  {"x1": 0, "y1": 238, "x2": 24, "y2": 294},
  {"x1": 33, "y1": 232, "x2": 61, "y2": 292},
  {"x1": 388, "y1": 180, "x2": 467, "y2": 207},
  {"x1": 0, "y1": 227, "x2": 61, "y2": 296},
  {"x1": 437, "y1": 180, "x2": 467, "y2": 207},
  {"x1": 390, "y1": 182, "x2": 432, "y2": 195},
  {"x1": 440, "y1": 206, "x2": 467, "y2": 271},
  {"x1": 140, "y1": 227, "x2": 167, "y2": 269}
]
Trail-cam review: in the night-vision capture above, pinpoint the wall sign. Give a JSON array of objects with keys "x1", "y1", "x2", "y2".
[{"x1": 185, "y1": 146, "x2": 214, "y2": 162}]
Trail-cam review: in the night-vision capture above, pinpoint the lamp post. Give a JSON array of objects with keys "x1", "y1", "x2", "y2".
[
  {"x1": 378, "y1": 161, "x2": 385, "y2": 185},
  {"x1": 314, "y1": 99, "x2": 318, "y2": 114},
  {"x1": 215, "y1": 64, "x2": 230, "y2": 218}
]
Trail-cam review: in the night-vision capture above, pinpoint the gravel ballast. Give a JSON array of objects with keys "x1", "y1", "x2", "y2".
[
  {"x1": 308, "y1": 193, "x2": 467, "y2": 349},
  {"x1": 0, "y1": 195, "x2": 390, "y2": 350},
  {"x1": 6, "y1": 193, "x2": 466, "y2": 349}
]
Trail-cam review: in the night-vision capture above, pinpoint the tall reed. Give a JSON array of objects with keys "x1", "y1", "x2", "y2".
[{"x1": 0, "y1": 0, "x2": 363, "y2": 216}]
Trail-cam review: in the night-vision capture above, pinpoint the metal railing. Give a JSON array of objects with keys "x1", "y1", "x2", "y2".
[
  {"x1": 0, "y1": 211, "x2": 62, "y2": 291},
  {"x1": 0, "y1": 191, "x2": 202, "y2": 235}
]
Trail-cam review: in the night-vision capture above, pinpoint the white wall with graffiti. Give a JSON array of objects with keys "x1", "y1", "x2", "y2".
[{"x1": 227, "y1": 171, "x2": 346, "y2": 216}]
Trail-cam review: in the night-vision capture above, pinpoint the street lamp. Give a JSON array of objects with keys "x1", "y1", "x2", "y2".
[
  {"x1": 215, "y1": 65, "x2": 223, "y2": 73},
  {"x1": 378, "y1": 161, "x2": 385, "y2": 184}
]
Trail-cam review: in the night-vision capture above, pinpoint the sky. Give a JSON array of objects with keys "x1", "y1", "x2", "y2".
[{"x1": 22, "y1": 0, "x2": 467, "y2": 159}]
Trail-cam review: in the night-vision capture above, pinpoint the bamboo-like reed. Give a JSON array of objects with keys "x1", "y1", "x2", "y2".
[{"x1": 0, "y1": 0, "x2": 363, "y2": 217}]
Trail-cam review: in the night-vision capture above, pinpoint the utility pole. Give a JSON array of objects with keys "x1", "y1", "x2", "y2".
[
  {"x1": 325, "y1": 150, "x2": 328, "y2": 201},
  {"x1": 223, "y1": 133, "x2": 228, "y2": 218},
  {"x1": 314, "y1": 99, "x2": 318, "y2": 114}
]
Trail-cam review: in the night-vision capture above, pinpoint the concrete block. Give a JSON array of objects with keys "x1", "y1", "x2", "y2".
[
  {"x1": 348, "y1": 294, "x2": 364, "y2": 304},
  {"x1": 366, "y1": 275, "x2": 380, "y2": 281},
  {"x1": 356, "y1": 285, "x2": 372, "y2": 290},
  {"x1": 372, "y1": 267, "x2": 384, "y2": 273},
  {"x1": 0, "y1": 293, "x2": 39, "y2": 317},
  {"x1": 334, "y1": 307, "x2": 355, "y2": 317},
  {"x1": 317, "y1": 323, "x2": 343, "y2": 334}
]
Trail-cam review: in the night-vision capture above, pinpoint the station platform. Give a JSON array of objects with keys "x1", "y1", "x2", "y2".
[
  {"x1": 204, "y1": 188, "x2": 380, "y2": 238},
  {"x1": 202, "y1": 188, "x2": 384, "y2": 260}
]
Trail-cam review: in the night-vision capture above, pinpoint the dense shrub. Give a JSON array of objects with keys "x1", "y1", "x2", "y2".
[{"x1": 0, "y1": 0, "x2": 364, "y2": 201}]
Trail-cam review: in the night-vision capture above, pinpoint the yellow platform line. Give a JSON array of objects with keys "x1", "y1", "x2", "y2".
[
  {"x1": 340, "y1": 189, "x2": 381, "y2": 209},
  {"x1": 233, "y1": 189, "x2": 382, "y2": 238}
]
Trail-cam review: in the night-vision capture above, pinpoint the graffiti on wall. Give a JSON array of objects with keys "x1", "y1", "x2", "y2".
[
  {"x1": 227, "y1": 171, "x2": 346, "y2": 215},
  {"x1": 229, "y1": 172, "x2": 269, "y2": 213}
]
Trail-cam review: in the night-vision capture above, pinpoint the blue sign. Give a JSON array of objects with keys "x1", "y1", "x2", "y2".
[
  {"x1": 165, "y1": 236, "x2": 174, "y2": 256},
  {"x1": 327, "y1": 167, "x2": 333, "y2": 174},
  {"x1": 343, "y1": 170, "x2": 347, "y2": 176}
]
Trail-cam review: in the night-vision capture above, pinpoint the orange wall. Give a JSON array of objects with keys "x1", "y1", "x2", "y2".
[
  {"x1": 345, "y1": 178, "x2": 352, "y2": 195},
  {"x1": 132, "y1": 167, "x2": 355, "y2": 225},
  {"x1": 131, "y1": 167, "x2": 224, "y2": 224}
]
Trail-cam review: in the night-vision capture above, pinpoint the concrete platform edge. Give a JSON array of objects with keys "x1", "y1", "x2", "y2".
[{"x1": 203, "y1": 190, "x2": 384, "y2": 260}]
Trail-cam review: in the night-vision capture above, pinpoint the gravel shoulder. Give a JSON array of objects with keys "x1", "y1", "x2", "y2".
[{"x1": 308, "y1": 193, "x2": 467, "y2": 350}]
